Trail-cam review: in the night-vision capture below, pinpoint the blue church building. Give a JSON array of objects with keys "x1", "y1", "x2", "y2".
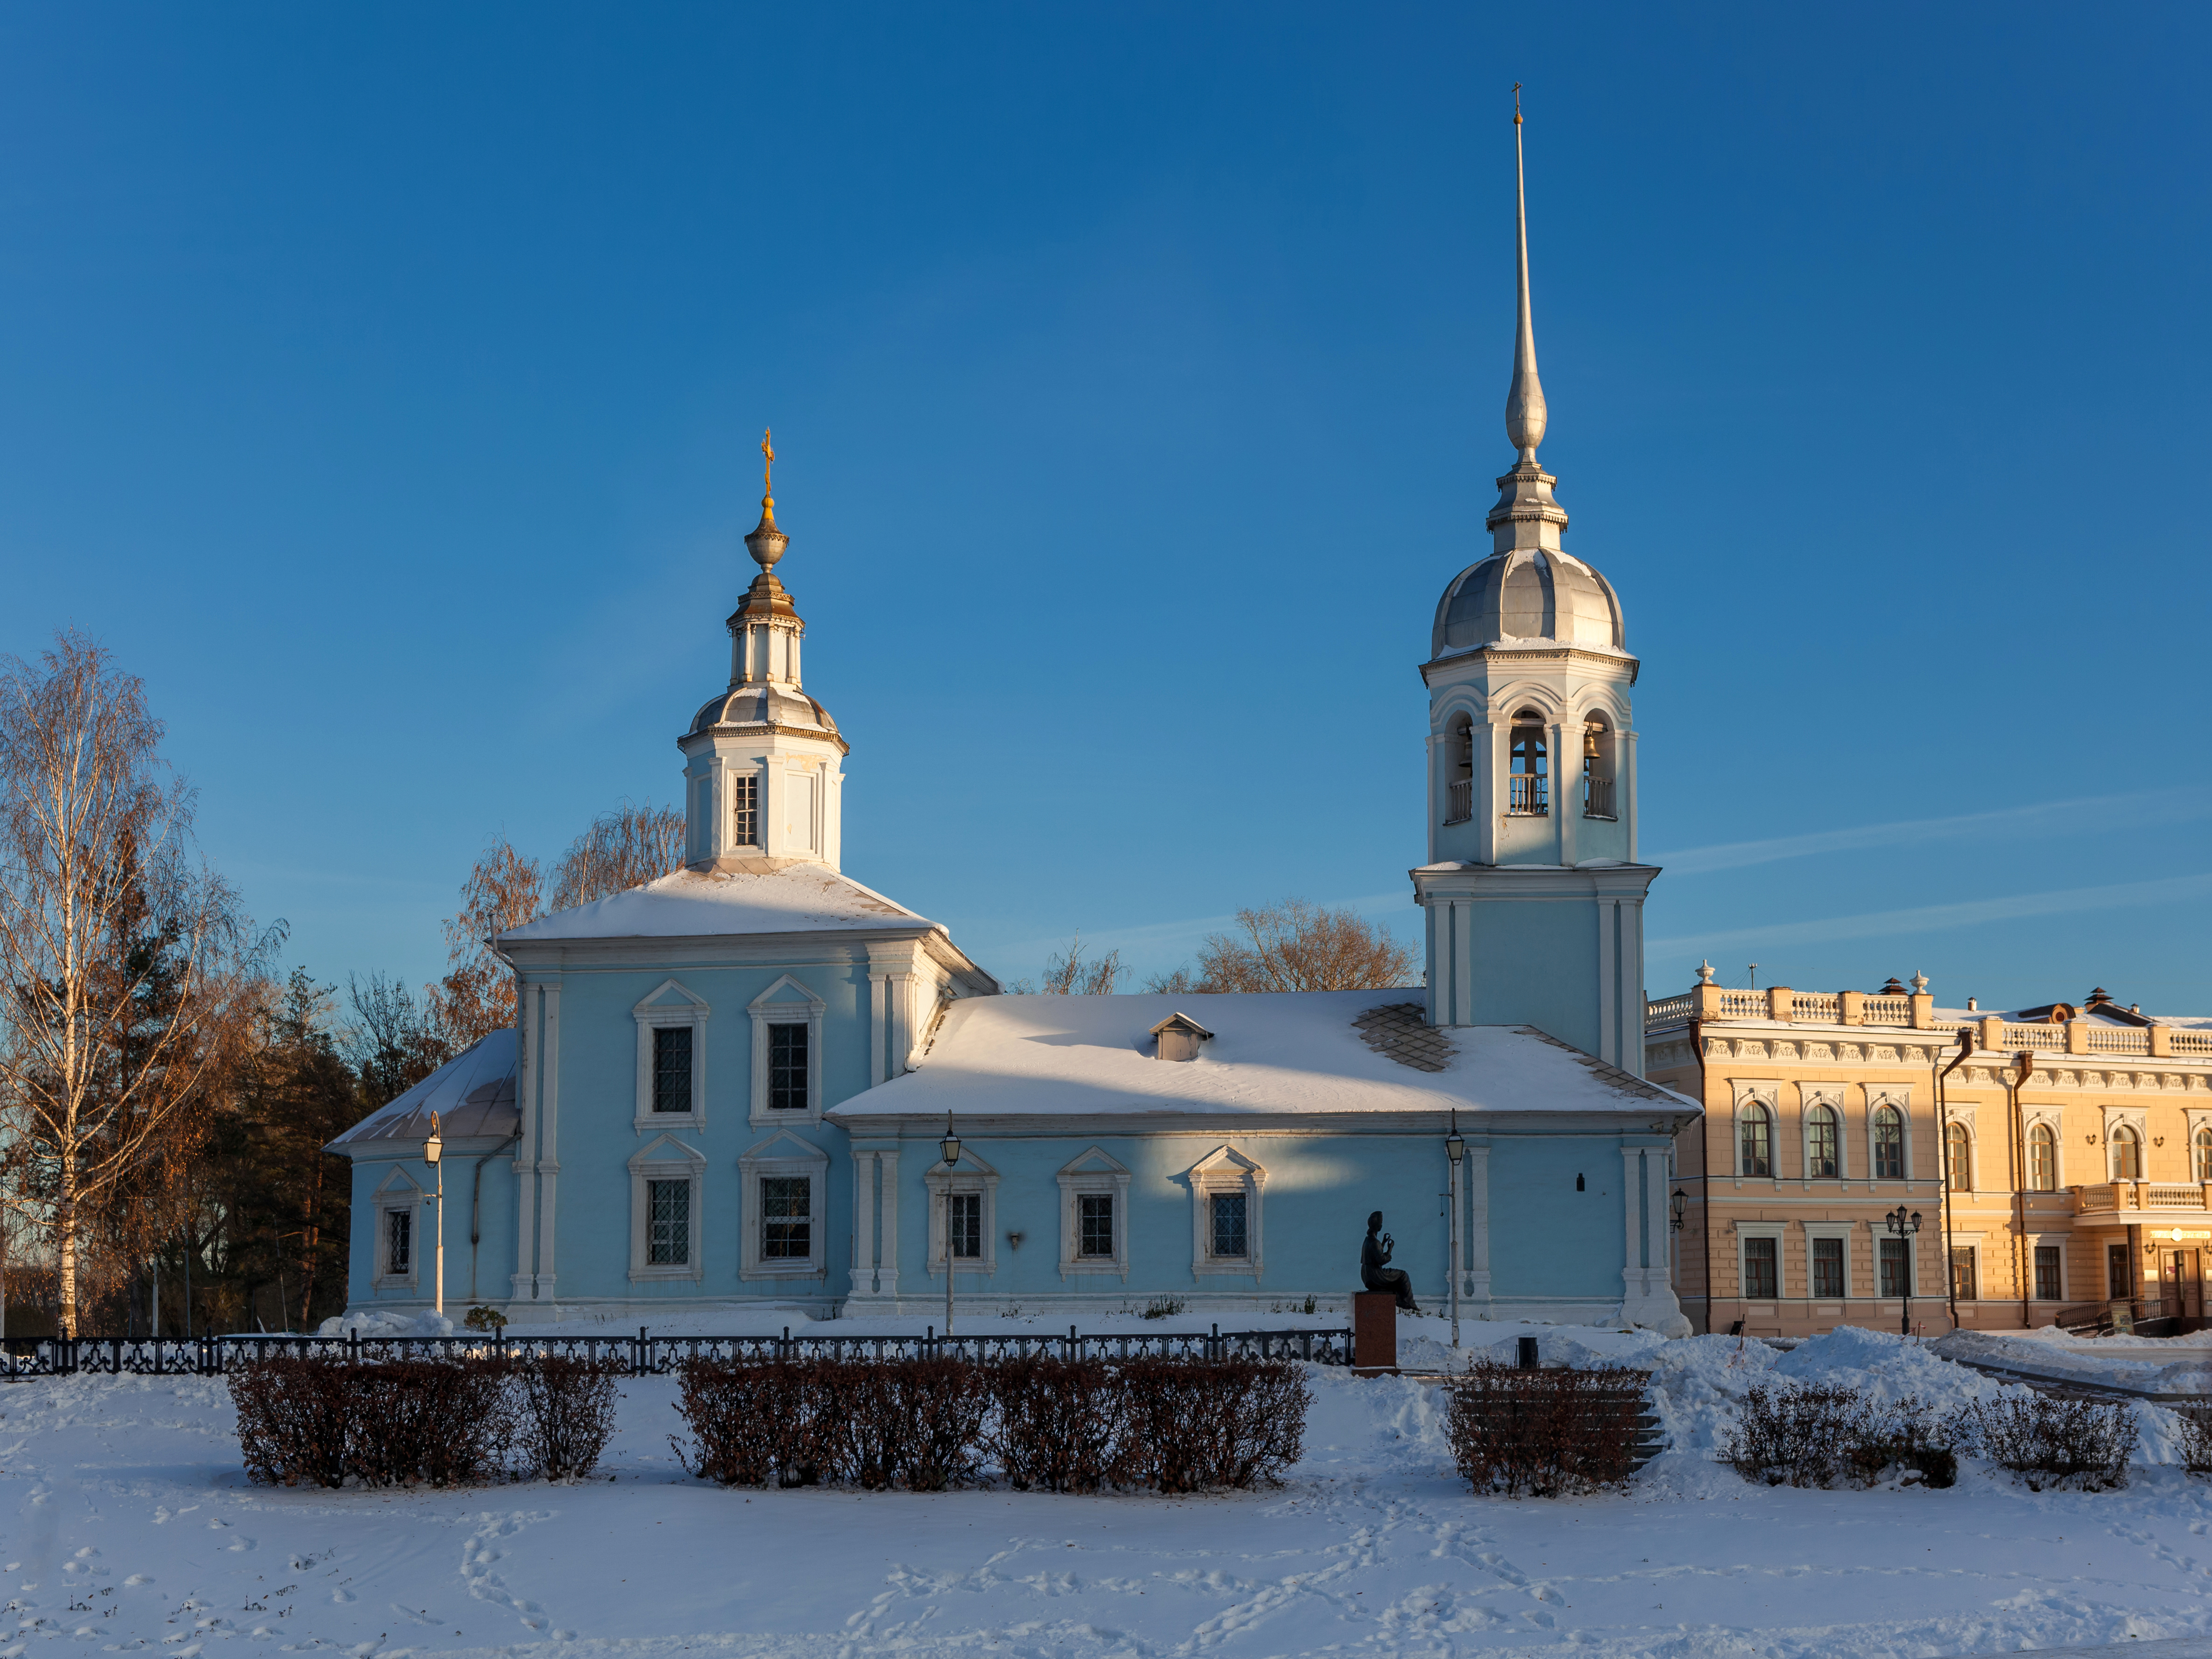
[{"x1": 331, "y1": 133, "x2": 1698, "y2": 1337}]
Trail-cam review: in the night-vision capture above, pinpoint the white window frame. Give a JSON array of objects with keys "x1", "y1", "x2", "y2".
[
  {"x1": 925, "y1": 1147, "x2": 1000, "y2": 1278},
  {"x1": 1798, "y1": 1085, "x2": 1846, "y2": 1182},
  {"x1": 1947, "y1": 1232, "x2": 1984, "y2": 1302},
  {"x1": 1943, "y1": 1118, "x2": 1975, "y2": 1193},
  {"x1": 1055, "y1": 1147, "x2": 1131, "y2": 1281},
  {"x1": 634, "y1": 979, "x2": 709, "y2": 1132},
  {"x1": 1865, "y1": 1087, "x2": 1911, "y2": 1183},
  {"x1": 1734, "y1": 1096, "x2": 1778, "y2": 1179},
  {"x1": 739, "y1": 1130, "x2": 829, "y2": 1281},
  {"x1": 1187, "y1": 1145, "x2": 1266, "y2": 1280},
  {"x1": 1802, "y1": 1221, "x2": 1855, "y2": 1301},
  {"x1": 1874, "y1": 1230, "x2": 1917, "y2": 1301},
  {"x1": 1732, "y1": 1219, "x2": 1784, "y2": 1304},
  {"x1": 749, "y1": 974, "x2": 826, "y2": 1127},
  {"x1": 2103, "y1": 1106, "x2": 2149, "y2": 1181},
  {"x1": 2023, "y1": 1108, "x2": 2065, "y2": 1190},
  {"x1": 373, "y1": 1166, "x2": 422, "y2": 1290},
  {"x1": 627, "y1": 1134, "x2": 707, "y2": 1283},
  {"x1": 2029, "y1": 1235, "x2": 2070, "y2": 1303}
]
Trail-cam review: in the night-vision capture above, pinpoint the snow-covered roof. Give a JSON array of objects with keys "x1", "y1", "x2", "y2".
[
  {"x1": 829, "y1": 989, "x2": 1693, "y2": 1122},
  {"x1": 326, "y1": 1029, "x2": 519, "y2": 1152},
  {"x1": 500, "y1": 863, "x2": 930, "y2": 944}
]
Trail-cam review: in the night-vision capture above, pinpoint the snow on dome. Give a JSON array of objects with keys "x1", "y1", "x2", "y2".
[{"x1": 1431, "y1": 546, "x2": 1626, "y2": 658}]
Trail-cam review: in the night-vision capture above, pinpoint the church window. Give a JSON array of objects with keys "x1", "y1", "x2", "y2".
[
  {"x1": 1872, "y1": 1106, "x2": 1904, "y2": 1180},
  {"x1": 731, "y1": 773, "x2": 759, "y2": 847},
  {"x1": 652, "y1": 1026, "x2": 693, "y2": 1114},
  {"x1": 2110, "y1": 1124, "x2": 2142, "y2": 1181},
  {"x1": 1444, "y1": 715, "x2": 1475, "y2": 825},
  {"x1": 2030, "y1": 1124, "x2": 2057, "y2": 1190},
  {"x1": 385, "y1": 1207, "x2": 413, "y2": 1278},
  {"x1": 1738, "y1": 1106, "x2": 1772, "y2": 1177},
  {"x1": 1078, "y1": 1193, "x2": 1115, "y2": 1259},
  {"x1": 647, "y1": 1178, "x2": 691, "y2": 1267},
  {"x1": 1806, "y1": 1105, "x2": 1839, "y2": 1178},
  {"x1": 1507, "y1": 716, "x2": 1548, "y2": 816},
  {"x1": 1210, "y1": 1191, "x2": 1249, "y2": 1260},
  {"x1": 768, "y1": 1024, "x2": 809, "y2": 1111},
  {"x1": 1878, "y1": 1236, "x2": 1910, "y2": 1298},
  {"x1": 946, "y1": 1191, "x2": 982, "y2": 1260},
  {"x1": 761, "y1": 1176, "x2": 812, "y2": 1260},
  {"x1": 2196, "y1": 1127, "x2": 2212, "y2": 1182},
  {"x1": 1811, "y1": 1236, "x2": 1844, "y2": 1298},
  {"x1": 1581, "y1": 717, "x2": 1616, "y2": 820},
  {"x1": 1945, "y1": 1122, "x2": 1970, "y2": 1191},
  {"x1": 2035, "y1": 1245, "x2": 2063, "y2": 1302},
  {"x1": 1741, "y1": 1237, "x2": 1777, "y2": 1299}
]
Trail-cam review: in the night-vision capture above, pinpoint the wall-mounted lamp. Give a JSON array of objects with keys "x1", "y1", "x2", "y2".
[{"x1": 1670, "y1": 1188, "x2": 1688, "y2": 1231}]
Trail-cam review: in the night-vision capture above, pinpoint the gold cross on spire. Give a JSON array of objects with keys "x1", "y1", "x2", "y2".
[{"x1": 761, "y1": 427, "x2": 776, "y2": 499}]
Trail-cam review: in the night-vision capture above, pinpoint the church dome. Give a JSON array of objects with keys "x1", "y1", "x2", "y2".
[
  {"x1": 1430, "y1": 546, "x2": 1625, "y2": 658},
  {"x1": 689, "y1": 682, "x2": 842, "y2": 742}
]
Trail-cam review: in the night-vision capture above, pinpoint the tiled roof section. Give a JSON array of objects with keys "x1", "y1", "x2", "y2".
[
  {"x1": 1352, "y1": 1002, "x2": 1455, "y2": 1073},
  {"x1": 1516, "y1": 1023, "x2": 1681, "y2": 1103}
]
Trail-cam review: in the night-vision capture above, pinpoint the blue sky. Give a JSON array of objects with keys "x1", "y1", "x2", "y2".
[{"x1": 3, "y1": 4, "x2": 2207, "y2": 1014}]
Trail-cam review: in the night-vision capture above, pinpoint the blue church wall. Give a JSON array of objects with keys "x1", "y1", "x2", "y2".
[{"x1": 1457, "y1": 900, "x2": 1603, "y2": 1057}]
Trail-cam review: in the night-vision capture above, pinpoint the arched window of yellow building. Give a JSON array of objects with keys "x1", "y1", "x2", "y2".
[
  {"x1": 1806, "y1": 1105, "x2": 1839, "y2": 1179},
  {"x1": 2196, "y1": 1127, "x2": 2212, "y2": 1183},
  {"x1": 2109, "y1": 1124, "x2": 2142, "y2": 1181},
  {"x1": 1873, "y1": 1105, "x2": 1905, "y2": 1181},
  {"x1": 1738, "y1": 1104, "x2": 1772, "y2": 1177},
  {"x1": 1945, "y1": 1122, "x2": 1970, "y2": 1191},
  {"x1": 2030, "y1": 1123, "x2": 2057, "y2": 1191}
]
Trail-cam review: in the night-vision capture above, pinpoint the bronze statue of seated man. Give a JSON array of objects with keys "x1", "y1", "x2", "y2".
[{"x1": 1361, "y1": 1210, "x2": 1419, "y2": 1313}]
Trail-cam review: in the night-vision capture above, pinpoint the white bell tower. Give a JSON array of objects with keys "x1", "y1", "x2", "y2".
[
  {"x1": 1412, "y1": 104, "x2": 1658, "y2": 1074},
  {"x1": 679, "y1": 434, "x2": 848, "y2": 872}
]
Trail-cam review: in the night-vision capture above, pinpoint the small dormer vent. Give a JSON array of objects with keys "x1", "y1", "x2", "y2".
[{"x1": 1150, "y1": 1012, "x2": 1214, "y2": 1063}]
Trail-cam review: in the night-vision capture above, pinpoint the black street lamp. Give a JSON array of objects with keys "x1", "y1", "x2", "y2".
[
  {"x1": 1670, "y1": 1188, "x2": 1687, "y2": 1231},
  {"x1": 939, "y1": 1113, "x2": 961, "y2": 1338},
  {"x1": 1885, "y1": 1203, "x2": 1923, "y2": 1337},
  {"x1": 1444, "y1": 1112, "x2": 1465, "y2": 1349}
]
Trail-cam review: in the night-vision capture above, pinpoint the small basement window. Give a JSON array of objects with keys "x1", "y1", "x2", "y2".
[{"x1": 1151, "y1": 1011, "x2": 1215, "y2": 1062}]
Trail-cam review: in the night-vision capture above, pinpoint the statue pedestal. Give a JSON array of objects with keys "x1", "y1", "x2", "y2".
[{"x1": 1352, "y1": 1292, "x2": 1399, "y2": 1375}]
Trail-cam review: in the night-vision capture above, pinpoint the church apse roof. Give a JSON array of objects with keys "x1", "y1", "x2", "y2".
[
  {"x1": 500, "y1": 864, "x2": 931, "y2": 943},
  {"x1": 830, "y1": 989, "x2": 1696, "y2": 1123},
  {"x1": 326, "y1": 1029, "x2": 520, "y2": 1153}
]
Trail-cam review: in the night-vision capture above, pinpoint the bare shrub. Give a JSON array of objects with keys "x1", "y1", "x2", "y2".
[
  {"x1": 344, "y1": 1359, "x2": 513, "y2": 1488},
  {"x1": 516, "y1": 1356, "x2": 621, "y2": 1480},
  {"x1": 888, "y1": 1358, "x2": 992, "y2": 1491},
  {"x1": 230, "y1": 1358, "x2": 352, "y2": 1488},
  {"x1": 2172, "y1": 1404, "x2": 2212, "y2": 1475},
  {"x1": 1959, "y1": 1394, "x2": 2136, "y2": 1491},
  {"x1": 671, "y1": 1358, "x2": 791, "y2": 1487},
  {"x1": 1118, "y1": 1358, "x2": 1310, "y2": 1493},
  {"x1": 1722, "y1": 1384, "x2": 1957, "y2": 1490},
  {"x1": 989, "y1": 1357, "x2": 1127, "y2": 1493},
  {"x1": 1449, "y1": 1364, "x2": 1652, "y2": 1497}
]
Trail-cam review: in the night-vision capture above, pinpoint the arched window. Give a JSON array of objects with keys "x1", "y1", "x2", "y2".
[
  {"x1": 2029, "y1": 1124, "x2": 2057, "y2": 1191},
  {"x1": 1873, "y1": 1106, "x2": 1905, "y2": 1181},
  {"x1": 1508, "y1": 714, "x2": 1548, "y2": 816},
  {"x1": 1444, "y1": 715, "x2": 1475, "y2": 826},
  {"x1": 1945, "y1": 1122, "x2": 1970, "y2": 1191},
  {"x1": 1581, "y1": 717, "x2": 1617, "y2": 820},
  {"x1": 1739, "y1": 1105, "x2": 1773, "y2": 1177},
  {"x1": 1806, "y1": 1105, "x2": 1839, "y2": 1179},
  {"x1": 2196, "y1": 1127, "x2": 2212, "y2": 1183},
  {"x1": 2110, "y1": 1124, "x2": 2142, "y2": 1181}
]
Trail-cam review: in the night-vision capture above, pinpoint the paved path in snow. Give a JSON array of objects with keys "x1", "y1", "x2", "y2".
[{"x1": 7, "y1": 1367, "x2": 2212, "y2": 1659}]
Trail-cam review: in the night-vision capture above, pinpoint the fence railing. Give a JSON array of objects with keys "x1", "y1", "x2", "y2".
[
  {"x1": 1644, "y1": 993, "x2": 1694, "y2": 1028},
  {"x1": 2084, "y1": 1027, "x2": 2152, "y2": 1055},
  {"x1": 1861, "y1": 995, "x2": 1912, "y2": 1024},
  {"x1": 1, "y1": 1324, "x2": 1354, "y2": 1379},
  {"x1": 1445, "y1": 778, "x2": 1472, "y2": 824},
  {"x1": 1582, "y1": 775, "x2": 1616, "y2": 819},
  {"x1": 2172, "y1": 1029, "x2": 2212, "y2": 1057},
  {"x1": 1715, "y1": 990, "x2": 1767, "y2": 1018},
  {"x1": 1791, "y1": 992, "x2": 1841, "y2": 1022},
  {"x1": 1507, "y1": 773, "x2": 1547, "y2": 815},
  {"x1": 2005, "y1": 1023, "x2": 2068, "y2": 1051}
]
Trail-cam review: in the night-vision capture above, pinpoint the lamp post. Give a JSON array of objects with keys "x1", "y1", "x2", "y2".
[
  {"x1": 424, "y1": 1111, "x2": 446, "y2": 1320},
  {"x1": 1885, "y1": 1203, "x2": 1922, "y2": 1338},
  {"x1": 939, "y1": 1113, "x2": 961, "y2": 1340},
  {"x1": 1444, "y1": 1112, "x2": 1465, "y2": 1350}
]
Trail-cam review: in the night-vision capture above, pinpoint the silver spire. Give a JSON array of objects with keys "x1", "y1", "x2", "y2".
[{"x1": 1503, "y1": 83, "x2": 1547, "y2": 462}]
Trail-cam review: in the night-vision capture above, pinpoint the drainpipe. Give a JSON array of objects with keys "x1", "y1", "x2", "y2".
[
  {"x1": 1692, "y1": 1014, "x2": 1714, "y2": 1334},
  {"x1": 469, "y1": 1130, "x2": 522, "y2": 1304},
  {"x1": 1936, "y1": 1026, "x2": 1974, "y2": 1331},
  {"x1": 2007, "y1": 1051, "x2": 2033, "y2": 1330}
]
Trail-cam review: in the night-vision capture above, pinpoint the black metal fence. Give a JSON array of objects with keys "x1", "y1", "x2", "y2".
[{"x1": 3, "y1": 1323, "x2": 1353, "y2": 1379}]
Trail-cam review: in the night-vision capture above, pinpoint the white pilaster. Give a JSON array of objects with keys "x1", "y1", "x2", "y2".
[
  {"x1": 1464, "y1": 1143, "x2": 1491, "y2": 1305},
  {"x1": 850, "y1": 1151, "x2": 876, "y2": 1297},
  {"x1": 511, "y1": 983, "x2": 539, "y2": 1303},
  {"x1": 533, "y1": 985, "x2": 560, "y2": 1305}
]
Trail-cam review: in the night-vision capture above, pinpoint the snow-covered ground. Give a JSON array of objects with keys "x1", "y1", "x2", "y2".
[
  {"x1": 1936, "y1": 1328, "x2": 2212, "y2": 1398},
  {"x1": 12, "y1": 1320, "x2": 2212, "y2": 1659}
]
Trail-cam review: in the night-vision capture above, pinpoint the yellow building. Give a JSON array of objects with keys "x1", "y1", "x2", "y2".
[{"x1": 1647, "y1": 973, "x2": 2212, "y2": 1337}]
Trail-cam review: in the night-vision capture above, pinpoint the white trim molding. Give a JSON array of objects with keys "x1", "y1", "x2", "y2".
[
  {"x1": 2023, "y1": 1106, "x2": 2066, "y2": 1190},
  {"x1": 749, "y1": 974, "x2": 827, "y2": 1127},
  {"x1": 1055, "y1": 1147, "x2": 1132, "y2": 1281},
  {"x1": 373, "y1": 1165, "x2": 422, "y2": 1291},
  {"x1": 2102, "y1": 1105, "x2": 2150, "y2": 1180},
  {"x1": 738, "y1": 1130, "x2": 829, "y2": 1281},
  {"x1": 1730, "y1": 1083, "x2": 1780, "y2": 1182},
  {"x1": 633, "y1": 979, "x2": 710, "y2": 1132},
  {"x1": 1801, "y1": 1219, "x2": 1856, "y2": 1300},
  {"x1": 627, "y1": 1133, "x2": 707, "y2": 1283},
  {"x1": 925, "y1": 1147, "x2": 1001, "y2": 1278},
  {"x1": 1186, "y1": 1145, "x2": 1267, "y2": 1281},
  {"x1": 1797, "y1": 1083, "x2": 1846, "y2": 1183}
]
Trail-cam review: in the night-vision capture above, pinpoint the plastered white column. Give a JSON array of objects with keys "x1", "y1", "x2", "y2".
[
  {"x1": 878, "y1": 1149, "x2": 900, "y2": 1295},
  {"x1": 534, "y1": 986, "x2": 560, "y2": 1306},
  {"x1": 1464, "y1": 1144, "x2": 1491, "y2": 1304},
  {"x1": 850, "y1": 1151, "x2": 877, "y2": 1296},
  {"x1": 511, "y1": 985, "x2": 539, "y2": 1303}
]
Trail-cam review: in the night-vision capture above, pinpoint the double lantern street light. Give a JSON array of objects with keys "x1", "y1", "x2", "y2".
[
  {"x1": 940, "y1": 1113, "x2": 961, "y2": 1339},
  {"x1": 422, "y1": 1111, "x2": 447, "y2": 1320},
  {"x1": 1885, "y1": 1203, "x2": 1923, "y2": 1337},
  {"x1": 1444, "y1": 1114, "x2": 1465, "y2": 1348}
]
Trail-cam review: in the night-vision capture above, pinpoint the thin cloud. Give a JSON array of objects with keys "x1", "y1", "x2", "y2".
[
  {"x1": 1650, "y1": 872, "x2": 2212, "y2": 956},
  {"x1": 1648, "y1": 788, "x2": 2212, "y2": 877}
]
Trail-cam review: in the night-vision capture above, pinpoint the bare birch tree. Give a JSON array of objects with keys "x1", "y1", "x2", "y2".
[
  {"x1": 549, "y1": 801, "x2": 685, "y2": 911},
  {"x1": 426, "y1": 839, "x2": 543, "y2": 1050},
  {"x1": 0, "y1": 630, "x2": 256, "y2": 1337}
]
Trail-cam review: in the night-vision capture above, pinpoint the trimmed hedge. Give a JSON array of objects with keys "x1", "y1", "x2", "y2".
[
  {"x1": 671, "y1": 1355, "x2": 1310, "y2": 1494},
  {"x1": 229, "y1": 1355, "x2": 623, "y2": 1488},
  {"x1": 1446, "y1": 1364, "x2": 1652, "y2": 1497},
  {"x1": 1722, "y1": 1383, "x2": 1957, "y2": 1490}
]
